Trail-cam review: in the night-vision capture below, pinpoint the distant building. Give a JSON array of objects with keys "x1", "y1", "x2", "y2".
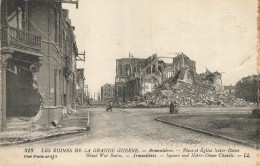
[
  {"x1": 235, "y1": 75, "x2": 258, "y2": 102},
  {"x1": 101, "y1": 84, "x2": 115, "y2": 101},
  {"x1": 224, "y1": 85, "x2": 236, "y2": 95}
]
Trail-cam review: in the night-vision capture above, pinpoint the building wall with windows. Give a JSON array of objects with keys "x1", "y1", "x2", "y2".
[
  {"x1": 162, "y1": 63, "x2": 174, "y2": 81},
  {"x1": 28, "y1": 1, "x2": 78, "y2": 113},
  {"x1": 115, "y1": 58, "x2": 146, "y2": 101},
  {"x1": 235, "y1": 75, "x2": 258, "y2": 102},
  {"x1": 101, "y1": 84, "x2": 115, "y2": 101},
  {"x1": 0, "y1": 0, "x2": 82, "y2": 129}
]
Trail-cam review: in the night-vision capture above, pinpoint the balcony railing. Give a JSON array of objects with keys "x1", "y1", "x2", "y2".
[{"x1": 1, "y1": 26, "x2": 42, "y2": 54}]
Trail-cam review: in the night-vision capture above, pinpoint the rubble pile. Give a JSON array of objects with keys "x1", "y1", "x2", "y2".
[
  {"x1": 115, "y1": 71, "x2": 254, "y2": 108},
  {"x1": 76, "y1": 103, "x2": 93, "y2": 109},
  {"x1": 150, "y1": 81, "x2": 252, "y2": 107}
]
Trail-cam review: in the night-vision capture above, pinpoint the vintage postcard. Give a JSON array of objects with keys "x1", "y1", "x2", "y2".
[{"x1": 0, "y1": 0, "x2": 259, "y2": 165}]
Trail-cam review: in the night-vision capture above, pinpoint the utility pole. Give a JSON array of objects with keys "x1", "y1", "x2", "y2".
[{"x1": 84, "y1": 85, "x2": 88, "y2": 97}]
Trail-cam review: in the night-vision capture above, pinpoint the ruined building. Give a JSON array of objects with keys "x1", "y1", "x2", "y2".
[
  {"x1": 200, "y1": 68, "x2": 224, "y2": 92},
  {"x1": 115, "y1": 57, "x2": 146, "y2": 102},
  {"x1": 235, "y1": 75, "x2": 258, "y2": 102},
  {"x1": 137, "y1": 54, "x2": 162, "y2": 95},
  {"x1": 101, "y1": 83, "x2": 115, "y2": 101},
  {"x1": 115, "y1": 54, "x2": 165, "y2": 102},
  {"x1": 0, "y1": 0, "x2": 83, "y2": 131},
  {"x1": 115, "y1": 53, "x2": 252, "y2": 108},
  {"x1": 115, "y1": 53, "x2": 197, "y2": 102},
  {"x1": 172, "y1": 53, "x2": 196, "y2": 74}
]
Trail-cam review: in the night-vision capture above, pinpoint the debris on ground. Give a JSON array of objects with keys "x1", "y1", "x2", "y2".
[{"x1": 115, "y1": 71, "x2": 255, "y2": 108}]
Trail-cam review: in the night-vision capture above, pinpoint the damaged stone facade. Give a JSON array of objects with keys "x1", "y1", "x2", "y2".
[
  {"x1": 200, "y1": 69, "x2": 224, "y2": 93},
  {"x1": 115, "y1": 53, "x2": 197, "y2": 103},
  {"x1": 161, "y1": 63, "x2": 174, "y2": 80},
  {"x1": 0, "y1": 0, "x2": 83, "y2": 130},
  {"x1": 115, "y1": 57, "x2": 146, "y2": 102},
  {"x1": 140, "y1": 54, "x2": 163, "y2": 95},
  {"x1": 172, "y1": 53, "x2": 196, "y2": 75}
]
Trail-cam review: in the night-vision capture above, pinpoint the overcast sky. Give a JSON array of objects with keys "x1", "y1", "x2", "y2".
[{"x1": 63, "y1": 0, "x2": 257, "y2": 97}]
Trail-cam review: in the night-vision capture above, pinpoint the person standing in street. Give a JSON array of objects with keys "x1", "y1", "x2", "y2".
[{"x1": 170, "y1": 101, "x2": 174, "y2": 114}]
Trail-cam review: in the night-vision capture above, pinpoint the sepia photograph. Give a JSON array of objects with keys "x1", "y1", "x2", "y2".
[{"x1": 0, "y1": 0, "x2": 259, "y2": 165}]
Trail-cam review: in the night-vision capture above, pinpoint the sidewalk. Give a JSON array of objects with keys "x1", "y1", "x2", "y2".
[{"x1": 0, "y1": 109, "x2": 89, "y2": 147}]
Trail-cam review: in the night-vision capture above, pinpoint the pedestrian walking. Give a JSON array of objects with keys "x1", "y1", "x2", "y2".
[
  {"x1": 106, "y1": 101, "x2": 113, "y2": 112},
  {"x1": 169, "y1": 101, "x2": 174, "y2": 114}
]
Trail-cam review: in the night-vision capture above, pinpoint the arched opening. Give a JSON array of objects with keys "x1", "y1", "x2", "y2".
[{"x1": 166, "y1": 68, "x2": 173, "y2": 78}]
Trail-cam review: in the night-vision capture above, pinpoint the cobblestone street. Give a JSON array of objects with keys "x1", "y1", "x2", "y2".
[
  {"x1": 1, "y1": 107, "x2": 256, "y2": 166},
  {"x1": 14, "y1": 107, "x2": 253, "y2": 150}
]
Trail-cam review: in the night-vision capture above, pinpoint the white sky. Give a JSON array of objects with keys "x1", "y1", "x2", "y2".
[{"x1": 63, "y1": 0, "x2": 257, "y2": 97}]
